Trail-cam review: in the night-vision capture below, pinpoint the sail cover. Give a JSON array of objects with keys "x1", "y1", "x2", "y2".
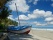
[{"x1": 7, "y1": 25, "x2": 31, "y2": 31}]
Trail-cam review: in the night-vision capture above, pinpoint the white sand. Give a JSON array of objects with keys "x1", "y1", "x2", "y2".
[{"x1": 29, "y1": 29, "x2": 53, "y2": 40}]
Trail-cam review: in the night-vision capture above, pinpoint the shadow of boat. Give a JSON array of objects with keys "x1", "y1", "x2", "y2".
[
  {"x1": 2, "y1": 32, "x2": 40, "y2": 40},
  {"x1": 8, "y1": 33, "x2": 33, "y2": 40}
]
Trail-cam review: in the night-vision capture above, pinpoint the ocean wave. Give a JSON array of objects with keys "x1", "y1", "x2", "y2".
[{"x1": 32, "y1": 28, "x2": 53, "y2": 31}]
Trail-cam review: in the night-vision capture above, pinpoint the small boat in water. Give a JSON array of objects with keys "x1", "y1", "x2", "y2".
[{"x1": 7, "y1": 25, "x2": 31, "y2": 34}]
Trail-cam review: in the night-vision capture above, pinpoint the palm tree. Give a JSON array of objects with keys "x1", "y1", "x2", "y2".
[
  {"x1": 0, "y1": 0, "x2": 18, "y2": 30},
  {"x1": 0, "y1": 6, "x2": 12, "y2": 30},
  {"x1": 0, "y1": 6, "x2": 11, "y2": 19},
  {"x1": 0, "y1": 0, "x2": 12, "y2": 30}
]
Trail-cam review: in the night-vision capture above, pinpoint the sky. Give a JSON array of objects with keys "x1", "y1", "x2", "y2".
[{"x1": 7, "y1": 0, "x2": 53, "y2": 27}]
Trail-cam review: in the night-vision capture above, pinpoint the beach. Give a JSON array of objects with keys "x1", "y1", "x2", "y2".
[
  {"x1": 7, "y1": 29, "x2": 53, "y2": 40},
  {"x1": 29, "y1": 29, "x2": 53, "y2": 40}
]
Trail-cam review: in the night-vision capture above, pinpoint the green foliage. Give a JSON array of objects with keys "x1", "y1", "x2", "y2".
[
  {"x1": 0, "y1": 0, "x2": 18, "y2": 31},
  {"x1": 7, "y1": 19, "x2": 18, "y2": 26},
  {"x1": 0, "y1": 6, "x2": 12, "y2": 30},
  {"x1": 0, "y1": 6, "x2": 11, "y2": 19},
  {"x1": 0, "y1": 23, "x2": 5, "y2": 30},
  {"x1": 0, "y1": 0, "x2": 12, "y2": 30}
]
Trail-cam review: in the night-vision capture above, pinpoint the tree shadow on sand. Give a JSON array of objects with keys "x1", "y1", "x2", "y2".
[{"x1": 7, "y1": 33, "x2": 39, "y2": 40}]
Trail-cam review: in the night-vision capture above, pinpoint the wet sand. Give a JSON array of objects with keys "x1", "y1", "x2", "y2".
[{"x1": 8, "y1": 29, "x2": 53, "y2": 40}]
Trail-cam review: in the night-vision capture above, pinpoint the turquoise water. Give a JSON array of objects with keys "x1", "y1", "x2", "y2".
[
  {"x1": 32, "y1": 27, "x2": 53, "y2": 31},
  {"x1": 32, "y1": 27, "x2": 53, "y2": 29}
]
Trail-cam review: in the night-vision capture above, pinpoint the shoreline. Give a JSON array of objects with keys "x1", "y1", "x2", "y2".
[{"x1": 32, "y1": 28, "x2": 53, "y2": 31}]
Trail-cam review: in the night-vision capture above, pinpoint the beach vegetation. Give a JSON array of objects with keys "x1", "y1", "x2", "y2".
[{"x1": 0, "y1": 0, "x2": 18, "y2": 31}]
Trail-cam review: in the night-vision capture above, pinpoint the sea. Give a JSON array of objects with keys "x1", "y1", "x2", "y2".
[{"x1": 32, "y1": 27, "x2": 53, "y2": 31}]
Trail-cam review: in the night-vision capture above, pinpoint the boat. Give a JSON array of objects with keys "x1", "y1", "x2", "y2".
[
  {"x1": 7, "y1": 25, "x2": 31, "y2": 34},
  {"x1": 7, "y1": 3, "x2": 32, "y2": 34}
]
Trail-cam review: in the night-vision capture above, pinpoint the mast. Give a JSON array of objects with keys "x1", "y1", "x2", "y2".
[{"x1": 15, "y1": 3, "x2": 20, "y2": 26}]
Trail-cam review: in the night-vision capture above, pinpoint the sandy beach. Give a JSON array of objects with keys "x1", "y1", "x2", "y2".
[
  {"x1": 8, "y1": 29, "x2": 53, "y2": 40},
  {"x1": 29, "y1": 29, "x2": 53, "y2": 40}
]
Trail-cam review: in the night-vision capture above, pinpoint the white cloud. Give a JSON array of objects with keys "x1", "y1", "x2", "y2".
[
  {"x1": 15, "y1": 9, "x2": 53, "y2": 20},
  {"x1": 33, "y1": 0, "x2": 39, "y2": 5},
  {"x1": 45, "y1": 17, "x2": 53, "y2": 25},
  {"x1": 28, "y1": 0, "x2": 32, "y2": 3},
  {"x1": 45, "y1": 17, "x2": 53, "y2": 22},
  {"x1": 51, "y1": 0, "x2": 53, "y2": 1},
  {"x1": 9, "y1": 0, "x2": 29, "y2": 13},
  {"x1": 19, "y1": 21, "x2": 29, "y2": 26},
  {"x1": 51, "y1": 3, "x2": 53, "y2": 7},
  {"x1": 19, "y1": 15, "x2": 29, "y2": 20},
  {"x1": 8, "y1": 15, "x2": 15, "y2": 20},
  {"x1": 28, "y1": 9, "x2": 52, "y2": 19},
  {"x1": 33, "y1": 21, "x2": 53, "y2": 26},
  {"x1": 28, "y1": 0, "x2": 38, "y2": 5},
  {"x1": 16, "y1": 15, "x2": 29, "y2": 20},
  {"x1": 47, "y1": 21, "x2": 53, "y2": 25},
  {"x1": 49, "y1": 22, "x2": 53, "y2": 24},
  {"x1": 28, "y1": 14, "x2": 37, "y2": 19},
  {"x1": 33, "y1": 21, "x2": 47, "y2": 26}
]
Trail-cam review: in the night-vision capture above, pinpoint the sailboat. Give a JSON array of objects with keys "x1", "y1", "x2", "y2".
[{"x1": 7, "y1": 3, "x2": 32, "y2": 34}]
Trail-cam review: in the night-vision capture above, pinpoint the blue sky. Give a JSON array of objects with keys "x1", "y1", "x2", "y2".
[{"x1": 7, "y1": 0, "x2": 53, "y2": 27}]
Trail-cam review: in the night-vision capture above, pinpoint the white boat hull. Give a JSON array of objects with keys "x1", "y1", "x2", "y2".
[{"x1": 9, "y1": 27, "x2": 31, "y2": 34}]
